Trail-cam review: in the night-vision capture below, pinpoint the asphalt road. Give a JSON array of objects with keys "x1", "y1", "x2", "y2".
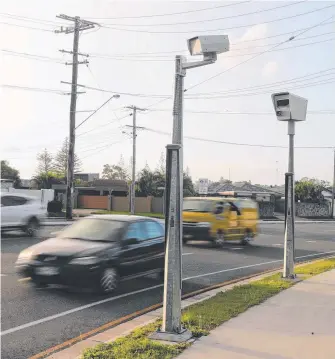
[{"x1": 1, "y1": 223, "x2": 335, "y2": 359}]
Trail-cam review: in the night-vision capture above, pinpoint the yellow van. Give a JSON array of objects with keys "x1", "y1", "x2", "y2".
[{"x1": 182, "y1": 197, "x2": 259, "y2": 246}]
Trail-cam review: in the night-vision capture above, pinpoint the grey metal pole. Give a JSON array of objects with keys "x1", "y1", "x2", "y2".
[
  {"x1": 161, "y1": 56, "x2": 186, "y2": 335},
  {"x1": 130, "y1": 108, "x2": 136, "y2": 215},
  {"x1": 331, "y1": 148, "x2": 335, "y2": 219},
  {"x1": 66, "y1": 17, "x2": 80, "y2": 220},
  {"x1": 283, "y1": 120, "x2": 295, "y2": 278}
]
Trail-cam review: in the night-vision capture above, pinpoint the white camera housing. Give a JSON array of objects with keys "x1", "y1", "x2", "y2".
[
  {"x1": 187, "y1": 35, "x2": 230, "y2": 56},
  {"x1": 271, "y1": 92, "x2": 308, "y2": 121}
]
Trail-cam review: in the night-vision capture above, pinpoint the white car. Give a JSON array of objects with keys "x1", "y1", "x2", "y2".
[{"x1": 1, "y1": 193, "x2": 47, "y2": 236}]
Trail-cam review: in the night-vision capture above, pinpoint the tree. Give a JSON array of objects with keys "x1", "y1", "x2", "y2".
[
  {"x1": 183, "y1": 171, "x2": 195, "y2": 197},
  {"x1": 53, "y1": 138, "x2": 81, "y2": 177},
  {"x1": 156, "y1": 152, "x2": 166, "y2": 176},
  {"x1": 136, "y1": 164, "x2": 164, "y2": 197},
  {"x1": 295, "y1": 178, "x2": 329, "y2": 203},
  {"x1": 34, "y1": 171, "x2": 63, "y2": 189},
  {"x1": 102, "y1": 156, "x2": 130, "y2": 181},
  {"x1": 36, "y1": 149, "x2": 53, "y2": 175},
  {"x1": 1, "y1": 160, "x2": 21, "y2": 188},
  {"x1": 136, "y1": 163, "x2": 195, "y2": 197}
]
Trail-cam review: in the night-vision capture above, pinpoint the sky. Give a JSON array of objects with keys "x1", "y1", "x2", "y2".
[{"x1": 1, "y1": 0, "x2": 334, "y2": 185}]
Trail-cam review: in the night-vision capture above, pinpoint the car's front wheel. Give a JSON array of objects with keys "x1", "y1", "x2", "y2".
[
  {"x1": 24, "y1": 217, "x2": 40, "y2": 237},
  {"x1": 99, "y1": 267, "x2": 119, "y2": 294}
]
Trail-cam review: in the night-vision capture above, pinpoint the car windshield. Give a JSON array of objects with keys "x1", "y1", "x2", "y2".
[
  {"x1": 58, "y1": 218, "x2": 125, "y2": 242},
  {"x1": 183, "y1": 200, "x2": 213, "y2": 213}
]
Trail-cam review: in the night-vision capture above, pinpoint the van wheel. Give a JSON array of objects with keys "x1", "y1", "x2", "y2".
[
  {"x1": 240, "y1": 230, "x2": 252, "y2": 245},
  {"x1": 25, "y1": 217, "x2": 40, "y2": 237},
  {"x1": 99, "y1": 268, "x2": 119, "y2": 294},
  {"x1": 213, "y1": 230, "x2": 225, "y2": 248}
]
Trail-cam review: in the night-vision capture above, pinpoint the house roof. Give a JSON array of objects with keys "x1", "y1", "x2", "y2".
[
  {"x1": 52, "y1": 179, "x2": 128, "y2": 192},
  {"x1": 208, "y1": 181, "x2": 283, "y2": 196}
]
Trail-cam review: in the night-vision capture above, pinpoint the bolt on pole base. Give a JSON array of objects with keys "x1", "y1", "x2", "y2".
[{"x1": 149, "y1": 327, "x2": 192, "y2": 343}]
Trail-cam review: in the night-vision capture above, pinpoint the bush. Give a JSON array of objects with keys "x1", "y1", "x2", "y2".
[{"x1": 47, "y1": 200, "x2": 63, "y2": 213}]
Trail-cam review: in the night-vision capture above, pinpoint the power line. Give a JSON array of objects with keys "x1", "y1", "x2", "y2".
[
  {"x1": 76, "y1": 113, "x2": 132, "y2": 137},
  {"x1": 142, "y1": 127, "x2": 334, "y2": 149},
  {"x1": 0, "y1": 12, "x2": 66, "y2": 27},
  {"x1": 101, "y1": 4, "x2": 335, "y2": 34},
  {"x1": 89, "y1": 20, "x2": 334, "y2": 57},
  {"x1": 85, "y1": 1, "x2": 251, "y2": 20},
  {"x1": 185, "y1": 15, "x2": 335, "y2": 93},
  {"x1": 1, "y1": 49, "x2": 65, "y2": 64},
  {"x1": 235, "y1": 20, "x2": 334, "y2": 44},
  {"x1": 190, "y1": 68, "x2": 335, "y2": 96},
  {"x1": 186, "y1": 78, "x2": 335, "y2": 100},
  {"x1": 232, "y1": 30, "x2": 335, "y2": 51},
  {"x1": 63, "y1": 67, "x2": 335, "y2": 100},
  {"x1": 148, "y1": 109, "x2": 335, "y2": 116},
  {"x1": 88, "y1": 37, "x2": 335, "y2": 62},
  {"x1": 1, "y1": 84, "x2": 68, "y2": 95},
  {"x1": 88, "y1": 30, "x2": 335, "y2": 58},
  {"x1": 4, "y1": 34, "x2": 333, "y2": 67},
  {"x1": 0, "y1": 21, "x2": 54, "y2": 32},
  {"x1": 81, "y1": 139, "x2": 129, "y2": 159},
  {"x1": 101, "y1": 1, "x2": 306, "y2": 27}
]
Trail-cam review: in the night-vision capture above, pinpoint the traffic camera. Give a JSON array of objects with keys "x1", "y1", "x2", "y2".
[
  {"x1": 187, "y1": 35, "x2": 230, "y2": 60},
  {"x1": 271, "y1": 92, "x2": 308, "y2": 122}
]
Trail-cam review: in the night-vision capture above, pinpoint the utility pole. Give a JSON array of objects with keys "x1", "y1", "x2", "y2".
[
  {"x1": 331, "y1": 148, "x2": 335, "y2": 219},
  {"x1": 124, "y1": 106, "x2": 146, "y2": 214},
  {"x1": 55, "y1": 15, "x2": 97, "y2": 219}
]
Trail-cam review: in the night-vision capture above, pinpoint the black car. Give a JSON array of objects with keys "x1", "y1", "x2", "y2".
[{"x1": 15, "y1": 215, "x2": 165, "y2": 293}]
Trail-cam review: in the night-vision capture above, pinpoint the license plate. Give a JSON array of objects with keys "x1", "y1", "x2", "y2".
[{"x1": 35, "y1": 267, "x2": 59, "y2": 276}]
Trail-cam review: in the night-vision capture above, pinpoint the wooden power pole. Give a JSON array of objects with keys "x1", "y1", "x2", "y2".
[
  {"x1": 55, "y1": 15, "x2": 96, "y2": 219},
  {"x1": 124, "y1": 106, "x2": 146, "y2": 214}
]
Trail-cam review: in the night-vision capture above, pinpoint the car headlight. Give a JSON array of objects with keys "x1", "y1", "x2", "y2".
[
  {"x1": 17, "y1": 250, "x2": 33, "y2": 263},
  {"x1": 197, "y1": 222, "x2": 211, "y2": 228},
  {"x1": 69, "y1": 256, "x2": 100, "y2": 265}
]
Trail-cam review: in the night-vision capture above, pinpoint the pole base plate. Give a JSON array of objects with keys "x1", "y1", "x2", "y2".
[
  {"x1": 281, "y1": 274, "x2": 302, "y2": 283},
  {"x1": 149, "y1": 328, "x2": 192, "y2": 343}
]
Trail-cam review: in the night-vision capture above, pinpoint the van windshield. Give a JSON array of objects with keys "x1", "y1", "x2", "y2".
[{"x1": 183, "y1": 200, "x2": 213, "y2": 213}]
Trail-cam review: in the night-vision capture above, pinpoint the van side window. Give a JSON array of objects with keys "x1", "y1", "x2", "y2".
[
  {"x1": 229, "y1": 202, "x2": 241, "y2": 215},
  {"x1": 214, "y1": 202, "x2": 225, "y2": 215}
]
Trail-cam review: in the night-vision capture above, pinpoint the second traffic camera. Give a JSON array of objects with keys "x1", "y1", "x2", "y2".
[{"x1": 271, "y1": 92, "x2": 308, "y2": 122}]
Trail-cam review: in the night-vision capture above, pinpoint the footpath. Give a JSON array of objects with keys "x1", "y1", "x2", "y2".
[
  {"x1": 177, "y1": 269, "x2": 335, "y2": 359},
  {"x1": 45, "y1": 265, "x2": 335, "y2": 359}
]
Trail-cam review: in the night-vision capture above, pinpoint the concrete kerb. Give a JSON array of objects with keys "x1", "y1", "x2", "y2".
[{"x1": 43, "y1": 256, "x2": 335, "y2": 359}]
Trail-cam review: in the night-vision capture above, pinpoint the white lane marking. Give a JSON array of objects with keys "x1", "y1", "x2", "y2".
[
  {"x1": 183, "y1": 250, "x2": 335, "y2": 282},
  {"x1": 0, "y1": 274, "x2": 7, "y2": 277},
  {"x1": 182, "y1": 252, "x2": 193, "y2": 256},
  {"x1": 3, "y1": 250, "x2": 335, "y2": 337},
  {"x1": 1, "y1": 284, "x2": 163, "y2": 336},
  {"x1": 307, "y1": 240, "x2": 317, "y2": 243},
  {"x1": 272, "y1": 244, "x2": 283, "y2": 247},
  {"x1": 230, "y1": 247, "x2": 243, "y2": 250}
]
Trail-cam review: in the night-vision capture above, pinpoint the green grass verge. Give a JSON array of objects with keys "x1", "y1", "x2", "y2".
[
  {"x1": 90, "y1": 210, "x2": 164, "y2": 219},
  {"x1": 82, "y1": 257, "x2": 335, "y2": 359}
]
